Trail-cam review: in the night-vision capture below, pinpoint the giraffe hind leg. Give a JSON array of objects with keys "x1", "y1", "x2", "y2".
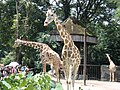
[{"x1": 112, "y1": 72, "x2": 115, "y2": 82}]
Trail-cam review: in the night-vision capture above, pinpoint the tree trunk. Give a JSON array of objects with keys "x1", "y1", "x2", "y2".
[{"x1": 16, "y1": 47, "x2": 23, "y2": 64}]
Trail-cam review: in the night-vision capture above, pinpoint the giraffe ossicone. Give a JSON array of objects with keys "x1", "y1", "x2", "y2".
[
  {"x1": 14, "y1": 39, "x2": 63, "y2": 82},
  {"x1": 44, "y1": 7, "x2": 81, "y2": 90}
]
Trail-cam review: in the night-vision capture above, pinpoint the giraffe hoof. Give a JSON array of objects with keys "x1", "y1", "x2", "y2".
[{"x1": 66, "y1": 81, "x2": 71, "y2": 84}]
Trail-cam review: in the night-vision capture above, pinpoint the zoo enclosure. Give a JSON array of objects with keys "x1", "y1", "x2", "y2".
[
  {"x1": 77, "y1": 64, "x2": 101, "y2": 80},
  {"x1": 77, "y1": 65, "x2": 120, "y2": 82}
]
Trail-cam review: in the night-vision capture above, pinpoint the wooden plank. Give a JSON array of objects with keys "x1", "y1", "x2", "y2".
[{"x1": 50, "y1": 35, "x2": 97, "y2": 44}]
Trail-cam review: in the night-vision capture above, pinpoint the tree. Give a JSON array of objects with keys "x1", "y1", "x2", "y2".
[
  {"x1": 0, "y1": 0, "x2": 120, "y2": 67},
  {"x1": 107, "y1": 0, "x2": 120, "y2": 22},
  {"x1": 0, "y1": 0, "x2": 59, "y2": 70},
  {"x1": 0, "y1": 0, "x2": 16, "y2": 60}
]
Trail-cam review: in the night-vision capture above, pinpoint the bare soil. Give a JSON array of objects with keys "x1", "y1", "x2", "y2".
[{"x1": 51, "y1": 77, "x2": 120, "y2": 90}]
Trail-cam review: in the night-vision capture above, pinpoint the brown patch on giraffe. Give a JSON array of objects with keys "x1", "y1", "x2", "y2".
[
  {"x1": 27, "y1": 43, "x2": 31, "y2": 46},
  {"x1": 37, "y1": 44, "x2": 41, "y2": 48},
  {"x1": 24, "y1": 42, "x2": 27, "y2": 45},
  {"x1": 56, "y1": 22, "x2": 59, "y2": 24},
  {"x1": 47, "y1": 52, "x2": 52, "y2": 59},
  {"x1": 68, "y1": 51, "x2": 72, "y2": 57},
  {"x1": 65, "y1": 39, "x2": 69, "y2": 44},
  {"x1": 40, "y1": 45, "x2": 43, "y2": 49},
  {"x1": 60, "y1": 31, "x2": 63, "y2": 35},
  {"x1": 44, "y1": 46, "x2": 47, "y2": 49},
  {"x1": 63, "y1": 25, "x2": 66, "y2": 28},
  {"x1": 62, "y1": 51, "x2": 67, "y2": 59},
  {"x1": 35, "y1": 45, "x2": 38, "y2": 48},
  {"x1": 57, "y1": 25, "x2": 61, "y2": 30},
  {"x1": 68, "y1": 42, "x2": 73, "y2": 47},
  {"x1": 32, "y1": 43, "x2": 35, "y2": 45},
  {"x1": 60, "y1": 31, "x2": 66, "y2": 38},
  {"x1": 64, "y1": 45, "x2": 67, "y2": 49}
]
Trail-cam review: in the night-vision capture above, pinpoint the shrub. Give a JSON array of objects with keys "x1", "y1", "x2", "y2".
[{"x1": 0, "y1": 73, "x2": 63, "y2": 90}]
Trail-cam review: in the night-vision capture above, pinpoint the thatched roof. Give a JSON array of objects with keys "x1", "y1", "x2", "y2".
[
  {"x1": 62, "y1": 17, "x2": 93, "y2": 35},
  {"x1": 50, "y1": 17, "x2": 93, "y2": 36}
]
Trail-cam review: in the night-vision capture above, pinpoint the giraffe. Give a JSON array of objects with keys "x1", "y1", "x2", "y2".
[
  {"x1": 106, "y1": 54, "x2": 116, "y2": 82},
  {"x1": 14, "y1": 39, "x2": 63, "y2": 82},
  {"x1": 44, "y1": 7, "x2": 81, "y2": 90}
]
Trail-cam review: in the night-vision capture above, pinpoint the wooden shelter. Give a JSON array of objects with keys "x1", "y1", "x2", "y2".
[
  {"x1": 49, "y1": 17, "x2": 97, "y2": 63},
  {"x1": 49, "y1": 17, "x2": 97, "y2": 45}
]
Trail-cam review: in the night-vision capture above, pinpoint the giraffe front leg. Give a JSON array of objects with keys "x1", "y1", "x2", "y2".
[
  {"x1": 72, "y1": 64, "x2": 79, "y2": 90},
  {"x1": 64, "y1": 66, "x2": 70, "y2": 90},
  {"x1": 42, "y1": 62, "x2": 46, "y2": 75},
  {"x1": 50, "y1": 64, "x2": 54, "y2": 76},
  {"x1": 109, "y1": 72, "x2": 112, "y2": 82},
  {"x1": 68, "y1": 65, "x2": 72, "y2": 90},
  {"x1": 55, "y1": 66, "x2": 59, "y2": 82}
]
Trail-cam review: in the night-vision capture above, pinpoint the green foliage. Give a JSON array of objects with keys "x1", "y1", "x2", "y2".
[
  {"x1": 88, "y1": 20, "x2": 120, "y2": 65},
  {"x1": 36, "y1": 32, "x2": 60, "y2": 49},
  {"x1": 0, "y1": 73, "x2": 63, "y2": 90},
  {"x1": 0, "y1": 74, "x2": 50, "y2": 90},
  {"x1": 107, "y1": 0, "x2": 120, "y2": 21},
  {"x1": 50, "y1": 80, "x2": 64, "y2": 90},
  {"x1": 0, "y1": 51, "x2": 16, "y2": 65},
  {"x1": 0, "y1": 0, "x2": 16, "y2": 57}
]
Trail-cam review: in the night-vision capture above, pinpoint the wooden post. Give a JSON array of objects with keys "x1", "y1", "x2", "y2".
[
  {"x1": 15, "y1": 0, "x2": 19, "y2": 38},
  {"x1": 83, "y1": 28, "x2": 87, "y2": 85}
]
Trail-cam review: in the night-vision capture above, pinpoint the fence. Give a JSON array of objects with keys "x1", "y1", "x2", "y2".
[
  {"x1": 101, "y1": 65, "x2": 120, "y2": 82},
  {"x1": 60, "y1": 64, "x2": 120, "y2": 81},
  {"x1": 77, "y1": 64, "x2": 101, "y2": 80}
]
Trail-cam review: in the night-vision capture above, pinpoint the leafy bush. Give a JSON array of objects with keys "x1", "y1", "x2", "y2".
[
  {"x1": 0, "y1": 51, "x2": 16, "y2": 65},
  {"x1": 0, "y1": 73, "x2": 63, "y2": 90}
]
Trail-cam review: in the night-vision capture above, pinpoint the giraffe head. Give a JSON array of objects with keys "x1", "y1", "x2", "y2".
[
  {"x1": 106, "y1": 53, "x2": 110, "y2": 57},
  {"x1": 44, "y1": 7, "x2": 56, "y2": 26},
  {"x1": 13, "y1": 39, "x2": 22, "y2": 48},
  {"x1": 106, "y1": 53, "x2": 112, "y2": 62}
]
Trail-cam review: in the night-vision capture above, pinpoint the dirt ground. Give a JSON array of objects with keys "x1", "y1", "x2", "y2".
[{"x1": 52, "y1": 77, "x2": 120, "y2": 90}]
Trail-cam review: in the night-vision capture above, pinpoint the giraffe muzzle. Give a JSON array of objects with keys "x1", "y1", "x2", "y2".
[{"x1": 44, "y1": 22, "x2": 48, "y2": 26}]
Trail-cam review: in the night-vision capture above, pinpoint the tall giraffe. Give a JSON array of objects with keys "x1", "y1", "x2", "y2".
[
  {"x1": 44, "y1": 7, "x2": 81, "y2": 90},
  {"x1": 106, "y1": 54, "x2": 116, "y2": 82},
  {"x1": 14, "y1": 39, "x2": 63, "y2": 82}
]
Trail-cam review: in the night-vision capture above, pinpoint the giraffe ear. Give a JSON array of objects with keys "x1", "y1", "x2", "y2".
[
  {"x1": 48, "y1": 6, "x2": 56, "y2": 12},
  {"x1": 48, "y1": 6, "x2": 52, "y2": 9}
]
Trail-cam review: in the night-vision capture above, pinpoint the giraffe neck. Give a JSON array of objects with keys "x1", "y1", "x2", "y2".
[
  {"x1": 17, "y1": 40, "x2": 44, "y2": 52},
  {"x1": 106, "y1": 55, "x2": 112, "y2": 62},
  {"x1": 54, "y1": 16, "x2": 73, "y2": 44}
]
